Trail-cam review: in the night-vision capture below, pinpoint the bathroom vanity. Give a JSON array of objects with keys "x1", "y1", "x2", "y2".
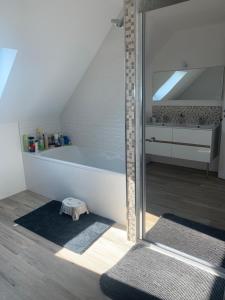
[
  {"x1": 146, "y1": 66, "x2": 224, "y2": 174},
  {"x1": 146, "y1": 124, "x2": 220, "y2": 170}
]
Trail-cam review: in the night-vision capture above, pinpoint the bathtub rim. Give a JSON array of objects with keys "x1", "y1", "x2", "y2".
[{"x1": 23, "y1": 151, "x2": 126, "y2": 177}]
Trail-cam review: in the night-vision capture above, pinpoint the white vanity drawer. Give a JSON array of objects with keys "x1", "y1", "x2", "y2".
[
  {"x1": 172, "y1": 144, "x2": 211, "y2": 162},
  {"x1": 146, "y1": 126, "x2": 172, "y2": 142},
  {"x1": 173, "y1": 128, "x2": 212, "y2": 146},
  {"x1": 146, "y1": 141, "x2": 172, "y2": 157}
]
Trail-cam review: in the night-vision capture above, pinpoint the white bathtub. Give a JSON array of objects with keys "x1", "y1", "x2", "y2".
[{"x1": 23, "y1": 146, "x2": 127, "y2": 225}]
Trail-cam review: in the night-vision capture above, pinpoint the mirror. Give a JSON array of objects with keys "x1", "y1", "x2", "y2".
[{"x1": 152, "y1": 66, "x2": 224, "y2": 102}]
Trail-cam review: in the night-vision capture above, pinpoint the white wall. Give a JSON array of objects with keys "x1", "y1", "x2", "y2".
[
  {"x1": 61, "y1": 26, "x2": 125, "y2": 165},
  {"x1": 0, "y1": 117, "x2": 61, "y2": 200},
  {"x1": 152, "y1": 22, "x2": 225, "y2": 72},
  {"x1": 0, "y1": 123, "x2": 26, "y2": 200},
  {"x1": 0, "y1": 0, "x2": 123, "y2": 200},
  {"x1": 146, "y1": 22, "x2": 225, "y2": 113},
  {"x1": 0, "y1": 118, "x2": 62, "y2": 200},
  {"x1": 0, "y1": 0, "x2": 123, "y2": 122}
]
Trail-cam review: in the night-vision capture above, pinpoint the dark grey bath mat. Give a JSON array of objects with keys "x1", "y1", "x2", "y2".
[
  {"x1": 15, "y1": 200, "x2": 114, "y2": 254},
  {"x1": 100, "y1": 243, "x2": 225, "y2": 300},
  {"x1": 145, "y1": 214, "x2": 225, "y2": 268}
]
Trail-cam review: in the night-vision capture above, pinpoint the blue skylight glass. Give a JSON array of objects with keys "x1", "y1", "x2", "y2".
[
  {"x1": 153, "y1": 71, "x2": 187, "y2": 101},
  {"x1": 0, "y1": 48, "x2": 17, "y2": 98}
]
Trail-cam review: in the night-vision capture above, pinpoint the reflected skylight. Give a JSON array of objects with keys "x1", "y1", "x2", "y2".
[
  {"x1": 0, "y1": 48, "x2": 17, "y2": 98},
  {"x1": 153, "y1": 71, "x2": 187, "y2": 101}
]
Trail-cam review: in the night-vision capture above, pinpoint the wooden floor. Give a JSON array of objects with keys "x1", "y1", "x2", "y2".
[
  {"x1": 145, "y1": 162, "x2": 225, "y2": 233},
  {"x1": 0, "y1": 191, "x2": 132, "y2": 300},
  {"x1": 3, "y1": 166, "x2": 225, "y2": 299}
]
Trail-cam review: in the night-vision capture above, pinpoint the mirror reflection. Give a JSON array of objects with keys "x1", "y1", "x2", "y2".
[
  {"x1": 143, "y1": 0, "x2": 225, "y2": 243},
  {"x1": 153, "y1": 66, "x2": 224, "y2": 102}
]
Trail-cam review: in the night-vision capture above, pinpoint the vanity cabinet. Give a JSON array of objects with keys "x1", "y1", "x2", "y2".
[
  {"x1": 172, "y1": 128, "x2": 212, "y2": 162},
  {"x1": 145, "y1": 127, "x2": 172, "y2": 157},
  {"x1": 173, "y1": 128, "x2": 212, "y2": 146},
  {"x1": 146, "y1": 125, "x2": 219, "y2": 164},
  {"x1": 171, "y1": 144, "x2": 211, "y2": 162},
  {"x1": 146, "y1": 126, "x2": 173, "y2": 141}
]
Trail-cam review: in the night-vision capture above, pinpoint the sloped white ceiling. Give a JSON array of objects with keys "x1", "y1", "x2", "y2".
[
  {"x1": 147, "y1": 0, "x2": 225, "y2": 60},
  {"x1": 0, "y1": 0, "x2": 123, "y2": 122}
]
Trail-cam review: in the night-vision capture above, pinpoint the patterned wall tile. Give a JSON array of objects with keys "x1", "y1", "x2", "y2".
[
  {"x1": 152, "y1": 106, "x2": 222, "y2": 125},
  {"x1": 125, "y1": 0, "x2": 137, "y2": 242}
]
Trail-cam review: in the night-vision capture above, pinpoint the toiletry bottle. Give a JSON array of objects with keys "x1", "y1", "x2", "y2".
[
  {"x1": 49, "y1": 135, "x2": 55, "y2": 148},
  {"x1": 28, "y1": 137, "x2": 35, "y2": 153},
  {"x1": 36, "y1": 128, "x2": 43, "y2": 139},
  {"x1": 38, "y1": 137, "x2": 45, "y2": 151},
  {"x1": 35, "y1": 140, "x2": 39, "y2": 153},
  {"x1": 60, "y1": 134, "x2": 64, "y2": 146},
  {"x1": 54, "y1": 133, "x2": 60, "y2": 147},
  {"x1": 23, "y1": 134, "x2": 29, "y2": 152},
  {"x1": 64, "y1": 136, "x2": 71, "y2": 145},
  {"x1": 44, "y1": 134, "x2": 49, "y2": 149}
]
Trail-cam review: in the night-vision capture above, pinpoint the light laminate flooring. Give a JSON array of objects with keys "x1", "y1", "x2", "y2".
[
  {"x1": 0, "y1": 191, "x2": 132, "y2": 300},
  {"x1": 145, "y1": 162, "x2": 225, "y2": 232}
]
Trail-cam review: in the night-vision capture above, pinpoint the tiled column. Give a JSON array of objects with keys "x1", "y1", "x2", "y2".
[{"x1": 124, "y1": 0, "x2": 137, "y2": 242}]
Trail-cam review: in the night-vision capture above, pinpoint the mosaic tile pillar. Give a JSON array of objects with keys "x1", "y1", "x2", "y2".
[{"x1": 124, "y1": 0, "x2": 137, "y2": 242}]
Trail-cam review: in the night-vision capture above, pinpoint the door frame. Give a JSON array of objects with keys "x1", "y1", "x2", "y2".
[
  {"x1": 124, "y1": 0, "x2": 190, "y2": 242},
  {"x1": 134, "y1": 0, "x2": 192, "y2": 240},
  {"x1": 135, "y1": 10, "x2": 145, "y2": 240}
]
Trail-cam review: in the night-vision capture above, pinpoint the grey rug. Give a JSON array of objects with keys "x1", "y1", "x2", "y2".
[
  {"x1": 100, "y1": 243, "x2": 225, "y2": 300},
  {"x1": 146, "y1": 214, "x2": 225, "y2": 268},
  {"x1": 15, "y1": 200, "x2": 114, "y2": 254}
]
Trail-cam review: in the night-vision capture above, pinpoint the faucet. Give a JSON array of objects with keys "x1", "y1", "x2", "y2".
[
  {"x1": 199, "y1": 116, "x2": 206, "y2": 125},
  {"x1": 178, "y1": 113, "x2": 185, "y2": 124},
  {"x1": 162, "y1": 114, "x2": 170, "y2": 124}
]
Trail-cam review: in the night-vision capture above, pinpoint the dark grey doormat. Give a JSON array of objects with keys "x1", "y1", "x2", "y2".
[
  {"x1": 15, "y1": 200, "x2": 114, "y2": 254},
  {"x1": 100, "y1": 243, "x2": 225, "y2": 300},
  {"x1": 145, "y1": 214, "x2": 225, "y2": 268}
]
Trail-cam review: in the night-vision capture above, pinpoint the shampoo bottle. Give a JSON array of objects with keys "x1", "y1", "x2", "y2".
[
  {"x1": 38, "y1": 138, "x2": 45, "y2": 151},
  {"x1": 23, "y1": 135, "x2": 29, "y2": 152},
  {"x1": 44, "y1": 134, "x2": 49, "y2": 149}
]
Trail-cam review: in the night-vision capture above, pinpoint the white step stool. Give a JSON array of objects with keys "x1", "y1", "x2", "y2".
[{"x1": 59, "y1": 197, "x2": 89, "y2": 221}]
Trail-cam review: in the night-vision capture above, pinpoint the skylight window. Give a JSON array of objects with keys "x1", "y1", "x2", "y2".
[
  {"x1": 153, "y1": 71, "x2": 187, "y2": 101},
  {"x1": 0, "y1": 48, "x2": 17, "y2": 98}
]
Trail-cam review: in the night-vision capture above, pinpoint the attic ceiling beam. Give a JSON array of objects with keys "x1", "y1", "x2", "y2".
[{"x1": 139, "y1": 0, "x2": 190, "y2": 12}]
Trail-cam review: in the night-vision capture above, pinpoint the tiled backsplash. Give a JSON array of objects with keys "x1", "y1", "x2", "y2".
[{"x1": 152, "y1": 106, "x2": 222, "y2": 125}]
